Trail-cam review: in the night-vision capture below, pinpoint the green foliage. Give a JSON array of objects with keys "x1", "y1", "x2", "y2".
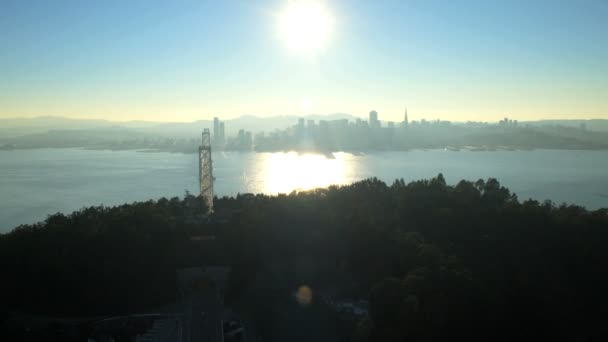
[{"x1": 1, "y1": 174, "x2": 607, "y2": 341}]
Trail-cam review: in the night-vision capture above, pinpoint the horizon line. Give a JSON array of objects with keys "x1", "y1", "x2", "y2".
[{"x1": 1, "y1": 114, "x2": 607, "y2": 125}]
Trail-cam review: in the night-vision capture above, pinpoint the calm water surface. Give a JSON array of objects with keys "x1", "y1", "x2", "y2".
[{"x1": 1, "y1": 148, "x2": 607, "y2": 232}]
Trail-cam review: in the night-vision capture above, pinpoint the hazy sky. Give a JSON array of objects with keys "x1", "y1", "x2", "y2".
[{"x1": 1, "y1": 0, "x2": 607, "y2": 122}]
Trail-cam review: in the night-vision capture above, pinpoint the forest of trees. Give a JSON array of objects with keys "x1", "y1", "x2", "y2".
[{"x1": 1, "y1": 175, "x2": 608, "y2": 341}]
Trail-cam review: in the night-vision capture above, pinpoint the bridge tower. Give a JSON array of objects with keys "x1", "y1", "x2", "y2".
[{"x1": 199, "y1": 129, "x2": 214, "y2": 211}]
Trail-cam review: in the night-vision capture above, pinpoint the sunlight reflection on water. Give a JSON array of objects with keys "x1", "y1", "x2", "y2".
[
  {"x1": 2, "y1": 149, "x2": 608, "y2": 231},
  {"x1": 261, "y1": 152, "x2": 351, "y2": 193}
]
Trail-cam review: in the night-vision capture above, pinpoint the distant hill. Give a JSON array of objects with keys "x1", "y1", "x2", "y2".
[
  {"x1": 2, "y1": 115, "x2": 606, "y2": 151},
  {"x1": 0, "y1": 116, "x2": 162, "y2": 138},
  {"x1": 0, "y1": 114, "x2": 360, "y2": 139},
  {"x1": 522, "y1": 119, "x2": 608, "y2": 132},
  {"x1": 2, "y1": 127, "x2": 156, "y2": 149}
]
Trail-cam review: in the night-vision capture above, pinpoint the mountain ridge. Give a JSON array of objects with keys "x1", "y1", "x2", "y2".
[{"x1": 2, "y1": 115, "x2": 608, "y2": 140}]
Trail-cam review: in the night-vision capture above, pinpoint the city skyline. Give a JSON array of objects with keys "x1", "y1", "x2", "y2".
[{"x1": 2, "y1": 0, "x2": 607, "y2": 122}]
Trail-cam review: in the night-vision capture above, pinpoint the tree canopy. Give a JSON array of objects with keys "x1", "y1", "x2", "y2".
[{"x1": 1, "y1": 175, "x2": 607, "y2": 341}]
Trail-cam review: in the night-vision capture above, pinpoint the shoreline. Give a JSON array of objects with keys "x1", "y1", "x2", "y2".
[{"x1": 3, "y1": 145, "x2": 608, "y2": 155}]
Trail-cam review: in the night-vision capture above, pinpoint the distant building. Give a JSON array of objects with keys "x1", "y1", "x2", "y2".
[
  {"x1": 219, "y1": 122, "x2": 225, "y2": 145},
  {"x1": 213, "y1": 117, "x2": 226, "y2": 146},
  {"x1": 245, "y1": 131, "x2": 253, "y2": 149},
  {"x1": 213, "y1": 117, "x2": 220, "y2": 144},
  {"x1": 254, "y1": 131, "x2": 265, "y2": 143},
  {"x1": 235, "y1": 129, "x2": 252, "y2": 150},
  {"x1": 369, "y1": 110, "x2": 380, "y2": 129},
  {"x1": 238, "y1": 129, "x2": 245, "y2": 147},
  {"x1": 306, "y1": 119, "x2": 316, "y2": 138},
  {"x1": 403, "y1": 107, "x2": 409, "y2": 128},
  {"x1": 296, "y1": 118, "x2": 306, "y2": 141},
  {"x1": 499, "y1": 117, "x2": 517, "y2": 128}
]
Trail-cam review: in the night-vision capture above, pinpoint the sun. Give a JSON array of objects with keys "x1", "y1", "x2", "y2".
[{"x1": 277, "y1": 0, "x2": 334, "y2": 55}]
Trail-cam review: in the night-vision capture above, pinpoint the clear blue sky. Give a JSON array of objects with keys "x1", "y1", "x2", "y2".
[{"x1": 1, "y1": 0, "x2": 607, "y2": 122}]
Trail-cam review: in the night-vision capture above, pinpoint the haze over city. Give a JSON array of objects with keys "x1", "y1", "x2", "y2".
[{"x1": 2, "y1": 0, "x2": 607, "y2": 122}]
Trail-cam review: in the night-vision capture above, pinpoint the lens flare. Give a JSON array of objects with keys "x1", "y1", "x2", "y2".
[{"x1": 295, "y1": 285, "x2": 313, "y2": 306}]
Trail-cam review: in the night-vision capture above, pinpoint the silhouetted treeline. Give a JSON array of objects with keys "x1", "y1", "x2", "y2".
[{"x1": 1, "y1": 176, "x2": 608, "y2": 341}]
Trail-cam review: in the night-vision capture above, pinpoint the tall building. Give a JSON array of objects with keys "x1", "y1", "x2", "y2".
[
  {"x1": 296, "y1": 118, "x2": 305, "y2": 141},
  {"x1": 213, "y1": 117, "x2": 220, "y2": 144},
  {"x1": 245, "y1": 131, "x2": 253, "y2": 149},
  {"x1": 318, "y1": 120, "x2": 331, "y2": 149},
  {"x1": 238, "y1": 129, "x2": 245, "y2": 144},
  {"x1": 219, "y1": 122, "x2": 225, "y2": 145},
  {"x1": 369, "y1": 110, "x2": 379, "y2": 129},
  {"x1": 403, "y1": 107, "x2": 409, "y2": 127}
]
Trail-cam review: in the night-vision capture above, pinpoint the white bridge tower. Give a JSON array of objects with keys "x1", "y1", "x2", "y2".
[{"x1": 199, "y1": 129, "x2": 214, "y2": 211}]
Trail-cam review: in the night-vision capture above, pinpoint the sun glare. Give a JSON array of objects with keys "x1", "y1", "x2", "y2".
[
  {"x1": 264, "y1": 152, "x2": 347, "y2": 194},
  {"x1": 277, "y1": 0, "x2": 334, "y2": 55}
]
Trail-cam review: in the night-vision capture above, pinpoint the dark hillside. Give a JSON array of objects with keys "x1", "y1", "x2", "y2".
[{"x1": 1, "y1": 176, "x2": 607, "y2": 341}]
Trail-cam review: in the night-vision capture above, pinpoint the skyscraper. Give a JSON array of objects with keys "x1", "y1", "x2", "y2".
[
  {"x1": 237, "y1": 129, "x2": 245, "y2": 150},
  {"x1": 219, "y1": 122, "x2": 225, "y2": 145},
  {"x1": 403, "y1": 107, "x2": 409, "y2": 128},
  {"x1": 213, "y1": 117, "x2": 220, "y2": 144},
  {"x1": 296, "y1": 118, "x2": 305, "y2": 141},
  {"x1": 369, "y1": 110, "x2": 379, "y2": 129},
  {"x1": 245, "y1": 131, "x2": 253, "y2": 149}
]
